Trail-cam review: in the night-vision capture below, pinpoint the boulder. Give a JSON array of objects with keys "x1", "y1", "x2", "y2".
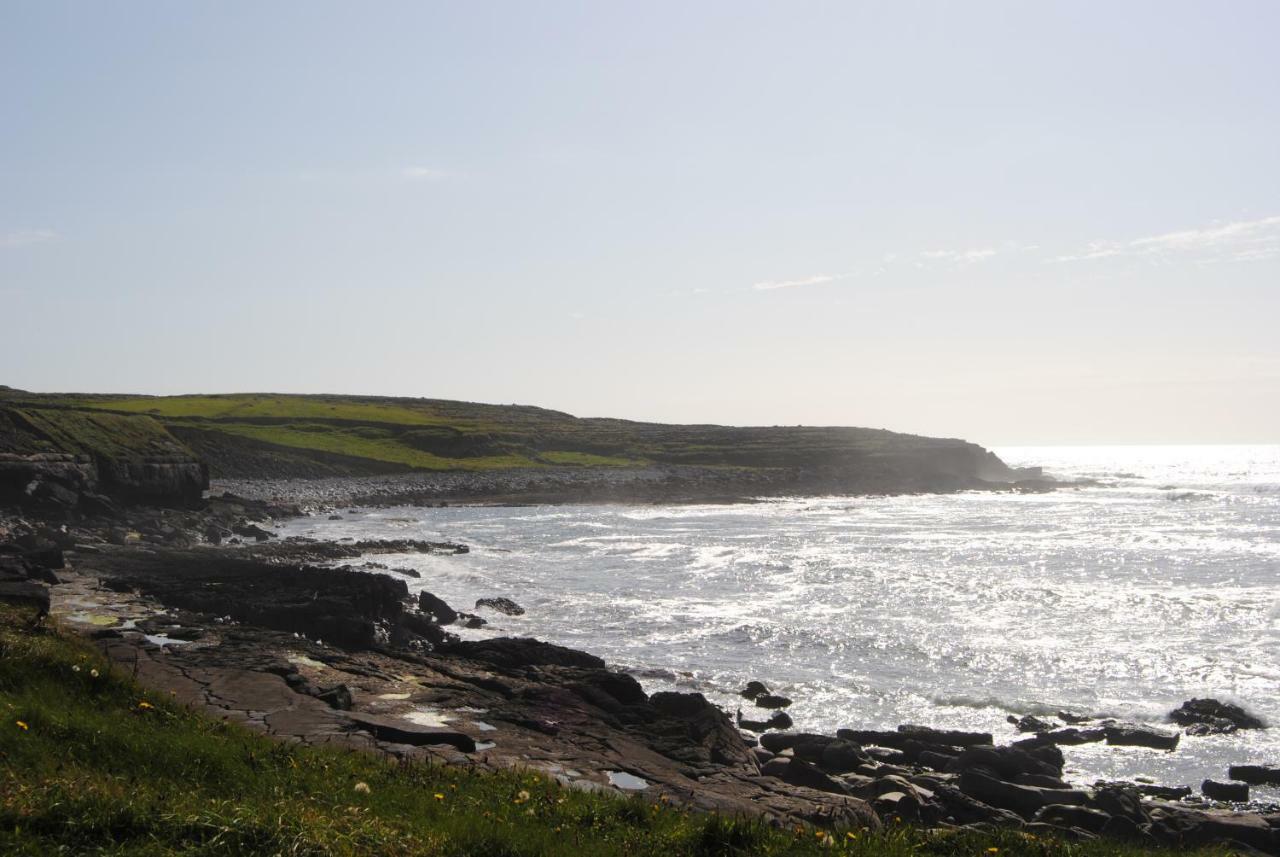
[
  {"x1": 1104, "y1": 723, "x2": 1180, "y2": 750},
  {"x1": 1228, "y1": 765, "x2": 1280, "y2": 786},
  {"x1": 1034, "y1": 804, "x2": 1112, "y2": 834},
  {"x1": 758, "y1": 731, "x2": 829, "y2": 754},
  {"x1": 1202, "y1": 779, "x2": 1249, "y2": 802},
  {"x1": 897, "y1": 724, "x2": 993, "y2": 747},
  {"x1": 739, "y1": 680, "x2": 770, "y2": 700},
  {"x1": 760, "y1": 757, "x2": 847, "y2": 795},
  {"x1": 417, "y1": 591, "x2": 458, "y2": 625},
  {"x1": 475, "y1": 596, "x2": 524, "y2": 616},
  {"x1": 959, "y1": 769, "x2": 1087, "y2": 818},
  {"x1": 754, "y1": 694, "x2": 792, "y2": 709},
  {"x1": 948, "y1": 744, "x2": 1064, "y2": 780},
  {"x1": 647, "y1": 692, "x2": 755, "y2": 768},
  {"x1": 1008, "y1": 714, "x2": 1057, "y2": 733},
  {"x1": 1170, "y1": 698, "x2": 1265, "y2": 733},
  {"x1": 1016, "y1": 727, "x2": 1106, "y2": 746},
  {"x1": 315, "y1": 684, "x2": 354, "y2": 710}
]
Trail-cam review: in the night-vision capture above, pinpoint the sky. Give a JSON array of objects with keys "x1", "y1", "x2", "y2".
[{"x1": 2, "y1": 1, "x2": 1278, "y2": 445}]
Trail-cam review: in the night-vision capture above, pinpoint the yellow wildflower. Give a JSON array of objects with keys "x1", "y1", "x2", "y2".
[
  {"x1": 138, "y1": 701, "x2": 154, "y2": 710},
  {"x1": 15, "y1": 721, "x2": 28, "y2": 731},
  {"x1": 434, "y1": 793, "x2": 445, "y2": 801}
]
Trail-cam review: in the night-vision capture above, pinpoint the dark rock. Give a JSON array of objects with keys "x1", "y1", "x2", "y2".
[
  {"x1": 819, "y1": 740, "x2": 869, "y2": 773},
  {"x1": 1202, "y1": 779, "x2": 1249, "y2": 802},
  {"x1": 1016, "y1": 727, "x2": 1106, "y2": 746},
  {"x1": 948, "y1": 744, "x2": 1064, "y2": 780},
  {"x1": 1034, "y1": 804, "x2": 1112, "y2": 834},
  {"x1": 232, "y1": 522, "x2": 275, "y2": 542},
  {"x1": 417, "y1": 591, "x2": 458, "y2": 625},
  {"x1": 1170, "y1": 698, "x2": 1265, "y2": 732},
  {"x1": 316, "y1": 684, "x2": 354, "y2": 710},
  {"x1": 767, "y1": 711, "x2": 793, "y2": 730},
  {"x1": 475, "y1": 596, "x2": 524, "y2": 616},
  {"x1": 345, "y1": 712, "x2": 475, "y2": 752},
  {"x1": 1228, "y1": 765, "x2": 1280, "y2": 786},
  {"x1": 1104, "y1": 723, "x2": 1180, "y2": 750},
  {"x1": 647, "y1": 692, "x2": 755, "y2": 768},
  {"x1": 1089, "y1": 785, "x2": 1147, "y2": 824},
  {"x1": 458, "y1": 612, "x2": 487, "y2": 628},
  {"x1": 758, "y1": 732, "x2": 829, "y2": 754},
  {"x1": 897, "y1": 724, "x2": 993, "y2": 747},
  {"x1": 760, "y1": 757, "x2": 847, "y2": 795},
  {"x1": 0, "y1": 580, "x2": 49, "y2": 620},
  {"x1": 397, "y1": 611, "x2": 459, "y2": 647},
  {"x1": 739, "y1": 680, "x2": 770, "y2": 700},
  {"x1": 1057, "y1": 710, "x2": 1090, "y2": 724},
  {"x1": 1008, "y1": 714, "x2": 1057, "y2": 733},
  {"x1": 754, "y1": 694, "x2": 792, "y2": 709},
  {"x1": 959, "y1": 769, "x2": 1087, "y2": 818},
  {"x1": 444, "y1": 637, "x2": 604, "y2": 669}
]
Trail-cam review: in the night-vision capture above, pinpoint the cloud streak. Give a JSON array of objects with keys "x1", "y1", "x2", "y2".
[
  {"x1": 401, "y1": 166, "x2": 450, "y2": 181},
  {"x1": 752, "y1": 273, "x2": 848, "y2": 291},
  {"x1": 1054, "y1": 215, "x2": 1280, "y2": 263},
  {"x1": 1, "y1": 228, "x2": 56, "y2": 249}
]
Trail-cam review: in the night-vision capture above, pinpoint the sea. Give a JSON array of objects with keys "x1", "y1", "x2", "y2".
[{"x1": 275, "y1": 445, "x2": 1280, "y2": 799}]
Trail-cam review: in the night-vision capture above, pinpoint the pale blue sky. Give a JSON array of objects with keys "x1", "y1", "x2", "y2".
[{"x1": 3, "y1": 1, "x2": 1278, "y2": 444}]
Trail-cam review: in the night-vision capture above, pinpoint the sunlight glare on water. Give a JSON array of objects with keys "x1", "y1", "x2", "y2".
[{"x1": 277, "y1": 445, "x2": 1280, "y2": 795}]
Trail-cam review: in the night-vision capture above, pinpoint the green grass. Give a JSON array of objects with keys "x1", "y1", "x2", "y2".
[
  {"x1": 204, "y1": 422, "x2": 540, "y2": 471},
  {"x1": 75, "y1": 394, "x2": 467, "y2": 428},
  {"x1": 0, "y1": 408, "x2": 188, "y2": 460},
  {"x1": 0, "y1": 603, "x2": 1237, "y2": 856}
]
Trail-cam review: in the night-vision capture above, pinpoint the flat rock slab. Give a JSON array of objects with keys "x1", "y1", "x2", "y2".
[{"x1": 346, "y1": 712, "x2": 477, "y2": 752}]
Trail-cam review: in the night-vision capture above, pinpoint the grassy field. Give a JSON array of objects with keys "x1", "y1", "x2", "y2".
[
  {"x1": 0, "y1": 602, "x2": 1232, "y2": 856},
  {"x1": 0, "y1": 388, "x2": 1001, "y2": 480}
]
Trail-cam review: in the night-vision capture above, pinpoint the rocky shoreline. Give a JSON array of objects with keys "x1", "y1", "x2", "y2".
[{"x1": 3, "y1": 492, "x2": 1278, "y2": 854}]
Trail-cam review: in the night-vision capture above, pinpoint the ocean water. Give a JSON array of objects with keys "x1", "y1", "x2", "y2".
[{"x1": 276, "y1": 445, "x2": 1280, "y2": 797}]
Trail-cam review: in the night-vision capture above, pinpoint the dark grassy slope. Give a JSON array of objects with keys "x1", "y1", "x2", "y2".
[
  {"x1": 0, "y1": 602, "x2": 1229, "y2": 856},
  {"x1": 0, "y1": 389, "x2": 1022, "y2": 487}
]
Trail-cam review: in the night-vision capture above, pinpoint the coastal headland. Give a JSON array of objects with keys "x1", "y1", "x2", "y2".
[{"x1": 2, "y1": 387, "x2": 1275, "y2": 855}]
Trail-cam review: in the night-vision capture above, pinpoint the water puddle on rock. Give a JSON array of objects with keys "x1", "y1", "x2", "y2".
[
  {"x1": 144, "y1": 634, "x2": 194, "y2": 647},
  {"x1": 605, "y1": 771, "x2": 649, "y2": 791},
  {"x1": 475, "y1": 741, "x2": 497, "y2": 751},
  {"x1": 471, "y1": 720, "x2": 498, "y2": 732},
  {"x1": 404, "y1": 708, "x2": 452, "y2": 728}
]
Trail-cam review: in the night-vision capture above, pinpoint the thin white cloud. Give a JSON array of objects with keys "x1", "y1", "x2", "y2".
[
  {"x1": 1054, "y1": 215, "x2": 1280, "y2": 263},
  {"x1": 1, "y1": 228, "x2": 56, "y2": 249},
  {"x1": 919, "y1": 247, "x2": 998, "y2": 263},
  {"x1": 752, "y1": 273, "x2": 848, "y2": 291}
]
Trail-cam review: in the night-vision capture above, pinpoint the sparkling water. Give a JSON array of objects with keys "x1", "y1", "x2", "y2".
[{"x1": 276, "y1": 445, "x2": 1280, "y2": 797}]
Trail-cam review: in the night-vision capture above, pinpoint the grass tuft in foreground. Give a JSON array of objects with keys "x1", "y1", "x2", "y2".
[{"x1": 0, "y1": 603, "x2": 1234, "y2": 856}]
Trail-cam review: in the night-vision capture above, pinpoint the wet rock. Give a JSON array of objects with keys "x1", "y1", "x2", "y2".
[
  {"x1": 819, "y1": 740, "x2": 869, "y2": 773},
  {"x1": 1103, "y1": 723, "x2": 1180, "y2": 750},
  {"x1": 1016, "y1": 727, "x2": 1106, "y2": 746},
  {"x1": 766, "y1": 711, "x2": 793, "y2": 730},
  {"x1": 754, "y1": 693, "x2": 792, "y2": 709},
  {"x1": 1228, "y1": 765, "x2": 1280, "y2": 786},
  {"x1": 1008, "y1": 714, "x2": 1057, "y2": 733},
  {"x1": 418, "y1": 591, "x2": 458, "y2": 625},
  {"x1": 1170, "y1": 698, "x2": 1265, "y2": 733},
  {"x1": 1202, "y1": 779, "x2": 1249, "y2": 802},
  {"x1": 457, "y1": 612, "x2": 487, "y2": 628},
  {"x1": 474, "y1": 596, "x2": 524, "y2": 616},
  {"x1": 897, "y1": 724, "x2": 993, "y2": 747},
  {"x1": 739, "y1": 680, "x2": 770, "y2": 700},
  {"x1": 647, "y1": 692, "x2": 755, "y2": 768},
  {"x1": 1088, "y1": 785, "x2": 1147, "y2": 825}
]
